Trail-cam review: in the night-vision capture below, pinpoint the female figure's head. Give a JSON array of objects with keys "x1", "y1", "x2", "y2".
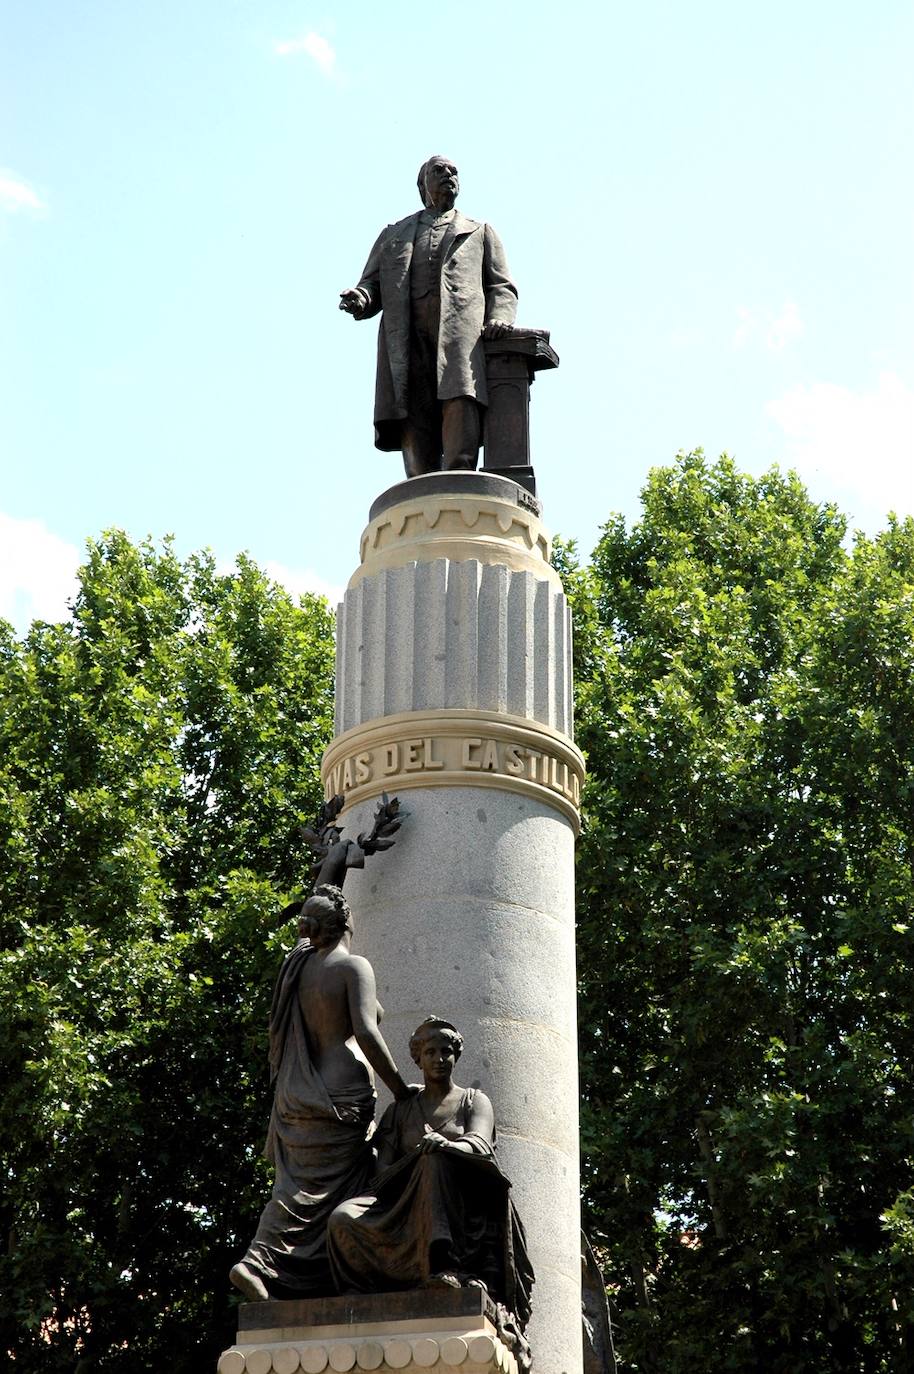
[
  {"x1": 409, "y1": 1017, "x2": 464, "y2": 1087},
  {"x1": 300, "y1": 884, "x2": 353, "y2": 943}
]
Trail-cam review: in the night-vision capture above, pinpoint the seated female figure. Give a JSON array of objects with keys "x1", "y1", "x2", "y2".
[{"x1": 327, "y1": 1017, "x2": 533, "y2": 1348}]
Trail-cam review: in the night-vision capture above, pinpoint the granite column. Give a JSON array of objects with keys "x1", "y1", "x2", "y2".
[{"x1": 323, "y1": 471, "x2": 585, "y2": 1374}]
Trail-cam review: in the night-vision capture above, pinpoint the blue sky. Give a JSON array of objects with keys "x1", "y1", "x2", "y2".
[{"x1": 2, "y1": 1, "x2": 912, "y2": 630}]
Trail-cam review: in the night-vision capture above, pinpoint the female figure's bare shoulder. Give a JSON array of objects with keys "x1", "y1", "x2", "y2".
[{"x1": 341, "y1": 951, "x2": 376, "y2": 980}]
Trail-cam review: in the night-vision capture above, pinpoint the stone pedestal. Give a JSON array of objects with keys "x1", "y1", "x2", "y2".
[
  {"x1": 482, "y1": 330, "x2": 559, "y2": 496},
  {"x1": 219, "y1": 1291, "x2": 521, "y2": 1374},
  {"x1": 322, "y1": 472, "x2": 584, "y2": 1374}
]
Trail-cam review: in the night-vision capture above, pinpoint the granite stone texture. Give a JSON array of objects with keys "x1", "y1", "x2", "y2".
[
  {"x1": 340, "y1": 787, "x2": 582, "y2": 1374},
  {"x1": 334, "y1": 561, "x2": 573, "y2": 738}
]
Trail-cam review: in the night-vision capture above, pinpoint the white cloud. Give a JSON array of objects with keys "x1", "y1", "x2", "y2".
[
  {"x1": 0, "y1": 525, "x2": 343, "y2": 639},
  {"x1": 0, "y1": 171, "x2": 45, "y2": 213},
  {"x1": 0, "y1": 513, "x2": 81, "y2": 633},
  {"x1": 264, "y1": 560, "x2": 345, "y2": 608},
  {"x1": 274, "y1": 31, "x2": 337, "y2": 75},
  {"x1": 767, "y1": 372, "x2": 914, "y2": 526},
  {"x1": 732, "y1": 300, "x2": 803, "y2": 352}
]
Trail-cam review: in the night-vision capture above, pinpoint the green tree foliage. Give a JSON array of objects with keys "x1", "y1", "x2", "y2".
[
  {"x1": 561, "y1": 454, "x2": 914, "y2": 1371},
  {"x1": 0, "y1": 533, "x2": 335, "y2": 1371}
]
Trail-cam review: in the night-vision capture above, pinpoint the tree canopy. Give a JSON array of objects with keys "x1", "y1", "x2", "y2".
[
  {"x1": 3, "y1": 455, "x2": 913, "y2": 1373},
  {"x1": 0, "y1": 533, "x2": 335, "y2": 1371},
  {"x1": 562, "y1": 453, "x2": 914, "y2": 1371}
]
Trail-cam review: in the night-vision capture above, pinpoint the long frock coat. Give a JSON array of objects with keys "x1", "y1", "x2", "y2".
[{"x1": 351, "y1": 210, "x2": 518, "y2": 452}]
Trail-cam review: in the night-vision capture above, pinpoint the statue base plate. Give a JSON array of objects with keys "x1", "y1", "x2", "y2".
[
  {"x1": 480, "y1": 464, "x2": 537, "y2": 499},
  {"x1": 217, "y1": 1289, "x2": 521, "y2": 1374}
]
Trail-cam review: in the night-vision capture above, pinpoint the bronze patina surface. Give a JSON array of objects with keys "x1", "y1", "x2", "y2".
[
  {"x1": 340, "y1": 156, "x2": 517, "y2": 477},
  {"x1": 326, "y1": 1018, "x2": 534, "y2": 1369},
  {"x1": 229, "y1": 886, "x2": 410, "y2": 1302}
]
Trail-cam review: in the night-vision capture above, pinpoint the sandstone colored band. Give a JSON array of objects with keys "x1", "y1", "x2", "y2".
[
  {"x1": 350, "y1": 493, "x2": 561, "y2": 592},
  {"x1": 321, "y1": 709, "x2": 585, "y2": 833},
  {"x1": 219, "y1": 1330, "x2": 513, "y2": 1373}
]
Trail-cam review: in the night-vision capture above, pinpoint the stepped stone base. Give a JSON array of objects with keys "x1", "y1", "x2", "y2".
[{"x1": 217, "y1": 1291, "x2": 522, "y2": 1374}]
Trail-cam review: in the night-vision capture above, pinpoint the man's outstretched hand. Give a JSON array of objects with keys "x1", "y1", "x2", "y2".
[{"x1": 339, "y1": 289, "x2": 366, "y2": 316}]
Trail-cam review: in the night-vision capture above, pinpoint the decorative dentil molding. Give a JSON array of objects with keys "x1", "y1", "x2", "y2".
[{"x1": 352, "y1": 492, "x2": 557, "y2": 591}]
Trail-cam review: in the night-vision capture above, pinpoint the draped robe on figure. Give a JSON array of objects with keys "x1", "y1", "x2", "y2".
[
  {"x1": 238, "y1": 941, "x2": 376, "y2": 1298},
  {"x1": 327, "y1": 1087, "x2": 533, "y2": 1328}
]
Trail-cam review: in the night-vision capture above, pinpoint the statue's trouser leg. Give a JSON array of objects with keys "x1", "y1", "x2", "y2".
[
  {"x1": 402, "y1": 296, "x2": 441, "y2": 476},
  {"x1": 403, "y1": 396, "x2": 479, "y2": 475},
  {"x1": 402, "y1": 427, "x2": 440, "y2": 477},
  {"x1": 440, "y1": 397, "x2": 480, "y2": 470},
  {"x1": 403, "y1": 292, "x2": 480, "y2": 477}
]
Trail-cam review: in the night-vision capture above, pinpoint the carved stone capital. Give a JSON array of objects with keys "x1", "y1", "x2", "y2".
[{"x1": 352, "y1": 490, "x2": 557, "y2": 592}]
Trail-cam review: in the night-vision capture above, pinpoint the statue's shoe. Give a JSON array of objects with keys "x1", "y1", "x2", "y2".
[
  {"x1": 425, "y1": 1272, "x2": 462, "y2": 1289},
  {"x1": 230, "y1": 1261, "x2": 270, "y2": 1301}
]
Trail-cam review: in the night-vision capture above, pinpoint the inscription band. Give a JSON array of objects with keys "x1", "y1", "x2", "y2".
[{"x1": 321, "y1": 709, "x2": 585, "y2": 832}]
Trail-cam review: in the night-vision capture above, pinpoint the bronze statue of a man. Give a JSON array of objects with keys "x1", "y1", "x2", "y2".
[
  {"x1": 340, "y1": 156, "x2": 517, "y2": 477},
  {"x1": 230, "y1": 885, "x2": 410, "y2": 1301}
]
